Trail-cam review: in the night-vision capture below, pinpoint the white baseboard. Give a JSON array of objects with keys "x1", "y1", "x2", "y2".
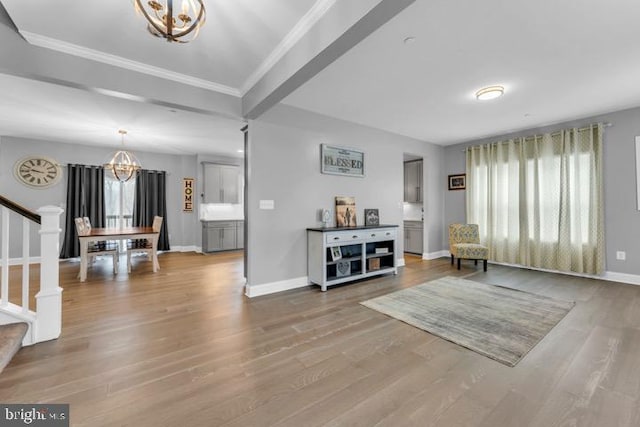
[
  {"x1": 407, "y1": 249, "x2": 640, "y2": 287},
  {"x1": 169, "y1": 246, "x2": 199, "y2": 253},
  {"x1": 8, "y1": 247, "x2": 201, "y2": 265},
  {"x1": 245, "y1": 276, "x2": 310, "y2": 298},
  {"x1": 603, "y1": 271, "x2": 640, "y2": 286},
  {"x1": 422, "y1": 250, "x2": 449, "y2": 260},
  {"x1": 397, "y1": 258, "x2": 405, "y2": 267},
  {"x1": 487, "y1": 259, "x2": 640, "y2": 287}
]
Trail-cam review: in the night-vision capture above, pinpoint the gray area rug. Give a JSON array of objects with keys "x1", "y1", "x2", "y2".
[{"x1": 361, "y1": 276, "x2": 574, "y2": 366}]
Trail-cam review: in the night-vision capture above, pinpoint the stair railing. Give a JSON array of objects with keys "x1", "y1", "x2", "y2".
[{"x1": 0, "y1": 195, "x2": 63, "y2": 345}]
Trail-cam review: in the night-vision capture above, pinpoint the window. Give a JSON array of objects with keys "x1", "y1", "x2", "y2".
[
  {"x1": 104, "y1": 175, "x2": 135, "y2": 228},
  {"x1": 466, "y1": 124, "x2": 604, "y2": 274}
]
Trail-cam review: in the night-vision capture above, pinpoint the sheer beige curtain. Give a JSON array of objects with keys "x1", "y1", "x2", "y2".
[{"x1": 466, "y1": 123, "x2": 604, "y2": 274}]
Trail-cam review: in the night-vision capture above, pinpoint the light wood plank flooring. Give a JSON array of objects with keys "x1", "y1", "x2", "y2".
[{"x1": 1, "y1": 251, "x2": 640, "y2": 426}]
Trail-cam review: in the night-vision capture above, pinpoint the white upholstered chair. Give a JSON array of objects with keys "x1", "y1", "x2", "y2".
[{"x1": 127, "y1": 216, "x2": 163, "y2": 273}]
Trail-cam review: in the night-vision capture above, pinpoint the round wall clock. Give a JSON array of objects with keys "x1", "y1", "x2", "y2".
[{"x1": 14, "y1": 156, "x2": 63, "y2": 188}]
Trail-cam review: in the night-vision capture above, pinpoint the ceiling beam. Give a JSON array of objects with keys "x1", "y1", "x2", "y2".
[{"x1": 242, "y1": 0, "x2": 416, "y2": 120}]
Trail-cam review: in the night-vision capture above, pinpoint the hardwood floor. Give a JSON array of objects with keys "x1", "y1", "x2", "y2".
[{"x1": 1, "y1": 251, "x2": 640, "y2": 426}]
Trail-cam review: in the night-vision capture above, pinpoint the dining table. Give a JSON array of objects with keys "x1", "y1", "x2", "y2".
[{"x1": 78, "y1": 226, "x2": 159, "y2": 282}]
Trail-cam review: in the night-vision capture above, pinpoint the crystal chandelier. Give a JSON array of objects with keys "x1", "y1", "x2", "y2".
[
  {"x1": 134, "y1": 0, "x2": 206, "y2": 43},
  {"x1": 104, "y1": 130, "x2": 141, "y2": 182}
]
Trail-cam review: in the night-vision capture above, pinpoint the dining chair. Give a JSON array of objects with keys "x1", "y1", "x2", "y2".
[
  {"x1": 74, "y1": 217, "x2": 119, "y2": 275},
  {"x1": 127, "y1": 216, "x2": 163, "y2": 273}
]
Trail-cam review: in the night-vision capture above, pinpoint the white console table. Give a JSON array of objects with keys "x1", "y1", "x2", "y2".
[{"x1": 307, "y1": 225, "x2": 398, "y2": 291}]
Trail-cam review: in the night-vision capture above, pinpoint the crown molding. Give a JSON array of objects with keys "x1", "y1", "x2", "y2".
[
  {"x1": 21, "y1": 31, "x2": 241, "y2": 97},
  {"x1": 20, "y1": 1, "x2": 337, "y2": 101},
  {"x1": 240, "y1": 0, "x2": 337, "y2": 95}
]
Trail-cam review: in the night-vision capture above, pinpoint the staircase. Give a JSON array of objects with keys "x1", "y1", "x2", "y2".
[
  {"x1": 0, "y1": 322, "x2": 27, "y2": 373},
  {"x1": 0, "y1": 195, "x2": 63, "y2": 352}
]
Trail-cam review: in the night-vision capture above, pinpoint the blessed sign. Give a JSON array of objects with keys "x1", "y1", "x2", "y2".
[{"x1": 321, "y1": 144, "x2": 365, "y2": 177}]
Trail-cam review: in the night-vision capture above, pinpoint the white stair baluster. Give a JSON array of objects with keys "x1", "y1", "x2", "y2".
[{"x1": 22, "y1": 217, "x2": 30, "y2": 313}]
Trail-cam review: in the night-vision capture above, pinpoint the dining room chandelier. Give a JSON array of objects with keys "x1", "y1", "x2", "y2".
[
  {"x1": 134, "y1": 0, "x2": 206, "y2": 43},
  {"x1": 104, "y1": 130, "x2": 141, "y2": 182}
]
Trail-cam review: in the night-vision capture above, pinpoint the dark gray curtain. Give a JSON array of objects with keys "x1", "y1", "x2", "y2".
[
  {"x1": 60, "y1": 164, "x2": 106, "y2": 258},
  {"x1": 133, "y1": 169, "x2": 170, "y2": 250}
]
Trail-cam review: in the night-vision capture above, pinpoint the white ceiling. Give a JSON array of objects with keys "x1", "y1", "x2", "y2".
[
  {"x1": 0, "y1": 73, "x2": 243, "y2": 156},
  {"x1": 283, "y1": 0, "x2": 640, "y2": 145},
  {"x1": 3, "y1": 0, "x2": 640, "y2": 154},
  {"x1": 1, "y1": 0, "x2": 319, "y2": 93},
  {"x1": 0, "y1": 0, "x2": 332, "y2": 156}
]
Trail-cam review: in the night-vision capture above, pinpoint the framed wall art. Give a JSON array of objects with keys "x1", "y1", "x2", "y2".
[
  {"x1": 321, "y1": 144, "x2": 364, "y2": 177},
  {"x1": 183, "y1": 177, "x2": 194, "y2": 212},
  {"x1": 448, "y1": 174, "x2": 466, "y2": 191}
]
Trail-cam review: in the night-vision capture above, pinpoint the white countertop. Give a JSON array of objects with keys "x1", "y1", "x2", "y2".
[{"x1": 200, "y1": 203, "x2": 244, "y2": 221}]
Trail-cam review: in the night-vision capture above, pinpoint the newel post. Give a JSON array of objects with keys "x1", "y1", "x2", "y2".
[{"x1": 35, "y1": 205, "x2": 64, "y2": 342}]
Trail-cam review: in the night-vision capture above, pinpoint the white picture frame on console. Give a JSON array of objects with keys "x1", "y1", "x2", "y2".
[{"x1": 637, "y1": 136, "x2": 640, "y2": 210}]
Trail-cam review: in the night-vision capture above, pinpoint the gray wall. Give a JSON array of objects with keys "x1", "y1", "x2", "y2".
[
  {"x1": 443, "y1": 105, "x2": 640, "y2": 276},
  {"x1": 0, "y1": 136, "x2": 199, "y2": 257},
  {"x1": 246, "y1": 104, "x2": 444, "y2": 287}
]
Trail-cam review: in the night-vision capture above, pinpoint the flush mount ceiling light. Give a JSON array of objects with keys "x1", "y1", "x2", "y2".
[
  {"x1": 475, "y1": 85, "x2": 505, "y2": 100},
  {"x1": 134, "y1": 0, "x2": 206, "y2": 43},
  {"x1": 104, "y1": 130, "x2": 141, "y2": 182}
]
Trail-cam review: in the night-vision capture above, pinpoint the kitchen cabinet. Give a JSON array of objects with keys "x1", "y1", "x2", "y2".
[
  {"x1": 202, "y1": 220, "x2": 243, "y2": 252},
  {"x1": 236, "y1": 221, "x2": 244, "y2": 249},
  {"x1": 404, "y1": 220, "x2": 423, "y2": 254},
  {"x1": 404, "y1": 160, "x2": 423, "y2": 203},
  {"x1": 203, "y1": 163, "x2": 240, "y2": 204}
]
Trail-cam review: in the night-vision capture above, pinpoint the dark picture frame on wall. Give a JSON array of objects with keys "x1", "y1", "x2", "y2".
[{"x1": 448, "y1": 174, "x2": 466, "y2": 190}]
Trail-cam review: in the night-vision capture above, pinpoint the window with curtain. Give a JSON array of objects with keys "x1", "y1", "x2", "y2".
[
  {"x1": 60, "y1": 164, "x2": 107, "y2": 258},
  {"x1": 466, "y1": 123, "x2": 604, "y2": 275},
  {"x1": 104, "y1": 174, "x2": 136, "y2": 228},
  {"x1": 133, "y1": 169, "x2": 170, "y2": 251}
]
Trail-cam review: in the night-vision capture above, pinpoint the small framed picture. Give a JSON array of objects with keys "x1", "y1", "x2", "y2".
[
  {"x1": 330, "y1": 246, "x2": 342, "y2": 261},
  {"x1": 448, "y1": 174, "x2": 466, "y2": 190},
  {"x1": 364, "y1": 209, "x2": 379, "y2": 226},
  {"x1": 335, "y1": 196, "x2": 357, "y2": 228},
  {"x1": 336, "y1": 260, "x2": 351, "y2": 277}
]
